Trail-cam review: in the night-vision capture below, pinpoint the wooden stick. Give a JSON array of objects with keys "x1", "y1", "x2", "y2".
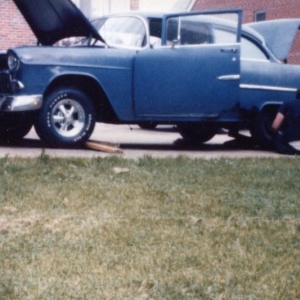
[
  {"x1": 88, "y1": 140, "x2": 120, "y2": 148},
  {"x1": 85, "y1": 141, "x2": 123, "y2": 154}
]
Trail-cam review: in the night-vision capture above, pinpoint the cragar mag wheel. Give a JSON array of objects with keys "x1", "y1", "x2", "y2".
[{"x1": 35, "y1": 88, "x2": 96, "y2": 148}]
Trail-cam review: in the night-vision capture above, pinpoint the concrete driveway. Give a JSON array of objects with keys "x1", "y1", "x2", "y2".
[{"x1": 0, "y1": 123, "x2": 295, "y2": 159}]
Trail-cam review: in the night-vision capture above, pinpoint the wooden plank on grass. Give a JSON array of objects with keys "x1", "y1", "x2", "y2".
[{"x1": 85, "y1": 141, "x2": 123, "y2": 154}]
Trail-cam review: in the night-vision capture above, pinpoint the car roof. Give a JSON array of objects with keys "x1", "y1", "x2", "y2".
[{"x1": 12, "y1": 0, "x2": 300, "y2": 60}]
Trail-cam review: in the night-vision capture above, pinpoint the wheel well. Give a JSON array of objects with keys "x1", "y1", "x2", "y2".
[
  {"x1": 44, "y1": 75, "x2": 118, "y2": 122},
  {"x1": 249, "y1": 103, "x2": 281, "y2": 145},
  {"x1": 260, "y1": 104, "x2": 280, "y2": 115}
]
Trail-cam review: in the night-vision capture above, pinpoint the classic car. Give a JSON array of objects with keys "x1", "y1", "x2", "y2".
[{"x1": 0, "y1": 0, "x2": 300, "y2": 148}]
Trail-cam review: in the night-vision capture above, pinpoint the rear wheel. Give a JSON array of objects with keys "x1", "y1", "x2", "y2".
[
  {"x1": 138, "y1": 122, "x2": 158, "y2": 130},
  {"x1": 35, "y1": 87, "x2": 96, "y2": 148},
  {"x1": 178, "y1": 123, "x2": 216, "y2": 143},
  {"x1": 250, "y1": 107, "x2": 278, "y2": 149}
]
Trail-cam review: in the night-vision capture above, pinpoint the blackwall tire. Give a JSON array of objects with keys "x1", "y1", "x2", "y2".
[
  {"x1": 178, "y1": 123, "x2": 216, "y2": 143},
  {"x1": 35, "y1": 88, "x2": 96, "y2": 148},
  {"x1": 250, "y1": 108, "x2": 277, "y2": 149},
  {"x1": 138, "y1": 122, "x2": 158, "y2": 130},
  {"x1": 0, "y1": 123, "x2": 32, "y2": 143}
]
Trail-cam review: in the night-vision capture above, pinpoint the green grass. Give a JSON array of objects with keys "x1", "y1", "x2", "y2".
[{"x1": 0, "y1": 155, "x2": 300, "y2": 299}]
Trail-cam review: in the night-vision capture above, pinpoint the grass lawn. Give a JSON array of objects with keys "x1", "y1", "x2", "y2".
[{"x1": 0, "y1": 155, "x2": 300, "y2": 299}]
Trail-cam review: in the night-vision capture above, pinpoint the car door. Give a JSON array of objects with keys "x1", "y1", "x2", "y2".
[{"x1": 134, "y1": 10, "x2": 242, "y2": 121}]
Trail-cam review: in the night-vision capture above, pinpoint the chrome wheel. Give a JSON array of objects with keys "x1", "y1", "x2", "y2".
[
  {"x1": 51, "y1": 99, "x2": 85, "y2": 138},
  {"x1": 35, "y1": 87, "x2": 96, "y2": 148}
]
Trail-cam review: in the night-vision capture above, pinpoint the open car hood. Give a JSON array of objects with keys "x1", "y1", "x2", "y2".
[
  {"x1": 247, "y1": 19, "x2": 300, "y2": 61},
  {"x1": 13, "y1": 0, "x2": 102, "y2": 45}
]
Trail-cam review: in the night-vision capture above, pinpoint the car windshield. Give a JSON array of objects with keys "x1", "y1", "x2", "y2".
[{"x1": 95, "y1": 16, "x2": 147, "y2": 48}]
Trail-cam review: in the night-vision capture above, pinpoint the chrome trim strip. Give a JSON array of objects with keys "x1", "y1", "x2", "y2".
[
  {"x1": 218, "y1": 74, "x2": 240, "y2": 81},
  {"x1": 138, "y1": 113, "x2": 220, "y2": 118},
  {"x1": 240, "y1": 84, "x2": 297, "y2": 92},
  {"x1": 240, "y1": 58, "x2": 270, "y2": 63},
  {"x1": 0, "y1": 95, "x2": 43, "y2": 112},
  {"x1": 164, "y1": 42, "x2": 240, "y2": 49}
]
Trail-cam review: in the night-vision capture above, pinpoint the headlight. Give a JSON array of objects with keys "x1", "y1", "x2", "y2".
[{"x1": 7, "y1": 53, "x2": 20, "y2": 71}]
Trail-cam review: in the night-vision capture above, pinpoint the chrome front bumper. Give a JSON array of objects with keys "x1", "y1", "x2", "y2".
[{"x1": 0, "y1": 95, "x2": 42, "y2": 112}]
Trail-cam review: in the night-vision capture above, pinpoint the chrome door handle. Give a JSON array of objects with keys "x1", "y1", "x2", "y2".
[{"x1": 221, "y1": 48, "x2": 238, "y2": 53}]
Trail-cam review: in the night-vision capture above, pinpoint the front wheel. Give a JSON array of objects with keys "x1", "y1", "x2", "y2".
[
  {"x1": 178, "y1": 123, "x2": 216, "y2": 143},
  {"x1": 35, "y1": 88, "x2": 96, "y2": 148},
  {"x1": 0, "y1": 122, "x2": 32, "y2": 143}
]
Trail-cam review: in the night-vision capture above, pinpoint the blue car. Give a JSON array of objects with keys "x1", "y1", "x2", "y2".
[{"x1": 0, "y1": 0, "x2": 299, "y2": 148}]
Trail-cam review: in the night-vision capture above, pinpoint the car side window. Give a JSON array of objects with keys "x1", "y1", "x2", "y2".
[
  {"x1": 166, "y1": 13, "x2": 242, "y2": 47},
  {"x1": 149, "y1": 18, "x2": 162, "y2": 48},
  {"x1": 166, "y1": 16, "x2": 211, "y2": 45},
  {"x1": 213, "y1": 27, "x2": 237, "y2": 44}
]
